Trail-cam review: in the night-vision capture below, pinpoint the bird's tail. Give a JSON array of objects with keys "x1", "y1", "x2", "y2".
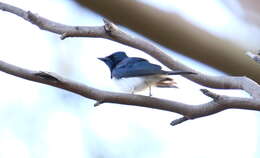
[
  {"x1": 165, "y1": 70, "x2": 196, "y2": 75},
  {"x1": 156, "y1": 71, "x2": 195, "y2": 88},
  {"x1": 156, "y1": 77, "x2": 178, "y2": 88}
]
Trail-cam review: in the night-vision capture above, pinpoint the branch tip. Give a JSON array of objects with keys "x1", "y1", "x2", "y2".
[
  {"x1": 170, "y1": 116, "x2": 189, "y2": 126},
  {"x1": 60, "y1": 32, "x2": 68, "y2": 40},
  {"x1": 94, "y1": 100, "x2": 105, "y2": 107}
]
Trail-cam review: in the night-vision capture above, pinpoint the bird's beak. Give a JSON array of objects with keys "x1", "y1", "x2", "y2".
[{"x1": 98, "y1": 57, "x2": 105, "y2": 62}]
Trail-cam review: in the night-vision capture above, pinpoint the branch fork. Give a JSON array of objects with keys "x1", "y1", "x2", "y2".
[{"x1": 200, "y1": 89, "x2": 220, "y2": 101}]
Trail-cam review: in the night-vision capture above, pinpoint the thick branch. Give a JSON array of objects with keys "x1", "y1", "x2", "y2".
[
  {"x1": 1, "y1": 60, "x2": 260, "y2": 125},
  {"x1": 1, "y1": 2, "x2": 260, "y2": 98}
]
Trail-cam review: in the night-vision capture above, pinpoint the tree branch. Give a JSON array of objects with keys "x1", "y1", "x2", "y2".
[
  {"x1": 1, "y1": 2, "x2": 260, "y2": 98},
  {"x1": 74, "y1": 0, "x2": 260, "y2": 83},
  {"x1": 1, "y1": 2, "x2": 260, "y2": 125},
  {"x1": 1, "y1": 60, "x2": 260, "y2": 126}
]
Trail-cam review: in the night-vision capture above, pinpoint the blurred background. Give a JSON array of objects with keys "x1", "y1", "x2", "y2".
[{"x1": 0, "y1": 0, "x2": 260, "y2": 157}]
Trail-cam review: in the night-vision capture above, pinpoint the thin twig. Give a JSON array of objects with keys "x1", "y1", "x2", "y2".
[
  {"x1": 94, "y1": 100, "x2": 105, "y2": 107},
  {"x1": 170, "y1": 116, "x2": 189, "y2": 126},
  {"x1": 200, "y1": 89, "x2": 220, "y2": 101}
]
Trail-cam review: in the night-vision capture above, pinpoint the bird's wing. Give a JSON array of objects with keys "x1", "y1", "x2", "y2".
[{"x1": 112, "y1": 57, "x2": 165, "y2": 78}]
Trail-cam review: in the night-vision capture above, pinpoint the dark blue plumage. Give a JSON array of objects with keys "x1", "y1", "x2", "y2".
[
  {"x1": 98, "y1": 51, "x2": 195, "y2": 96},
  {"x1": 98, "y1": 51, "x2": 128, "y2": 78},
  {"x1": 112, "y1": 57, "x2": 162, "y2": 79}
]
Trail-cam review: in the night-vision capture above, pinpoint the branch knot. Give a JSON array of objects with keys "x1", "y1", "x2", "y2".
[
  {"x1": 35, "y1": 71, "x2": 60, "y2": 83},
  {"x1": 103, "y1": 18, "x2": 118, "y2": 36}
]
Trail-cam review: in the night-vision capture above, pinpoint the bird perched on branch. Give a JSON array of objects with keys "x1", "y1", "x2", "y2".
[{"x1": 98, "y1": 51, "x2": 196, "y2": 96}]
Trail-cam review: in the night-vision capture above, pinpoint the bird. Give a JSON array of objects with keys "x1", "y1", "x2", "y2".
[{"x1": 98, "y1": 51, "x2": 196, "y2": 96}]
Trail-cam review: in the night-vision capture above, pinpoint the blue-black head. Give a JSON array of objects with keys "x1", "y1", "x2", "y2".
[{"x1": 98, "y1": 51, "x2": 128, "y2": 71}]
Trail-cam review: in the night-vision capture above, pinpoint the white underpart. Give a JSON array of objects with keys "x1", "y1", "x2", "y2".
[{"x1": 112, "y1": 75, "x2": 165, "y2": 93}]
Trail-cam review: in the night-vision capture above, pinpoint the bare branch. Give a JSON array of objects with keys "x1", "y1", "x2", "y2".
[
  {"x1": 1, "y1": 2, "x2": 260, "y2": 125},
  {"x1": 74, "y1": 0, "x2": 260, "y2": 83},
  {"x1": 1, "y1": 2, "x2": 260, "y2": 98},
  {"x1": 1, "y1": 60, "x2": 260, "y2": 126}
]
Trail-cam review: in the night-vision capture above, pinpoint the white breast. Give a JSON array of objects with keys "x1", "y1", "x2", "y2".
[
  {"x1": 112, "y1": 77, "x2": 148, "y2": 93},
  {"x1": 112, "y1": 76, "x2": 163, "y2": 93}
]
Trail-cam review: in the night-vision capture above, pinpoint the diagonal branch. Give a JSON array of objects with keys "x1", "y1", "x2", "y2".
[
  {"x1": 75, "y1": 0, "x2": 260, "y2": 83},
  {"x1": 1, "y1": 2, "x2": 260, "y2": 98},
  {"x1": 1, "y1": 59, "x2": 260, "y2": 126},
  {"x1": 1, "y1": 2, "x2": 260, "y2": 126}
]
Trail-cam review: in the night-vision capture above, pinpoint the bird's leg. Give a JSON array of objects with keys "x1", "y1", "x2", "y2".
[{"x1": 149, "y1": 86, "x2": 152, "y2": 96}]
